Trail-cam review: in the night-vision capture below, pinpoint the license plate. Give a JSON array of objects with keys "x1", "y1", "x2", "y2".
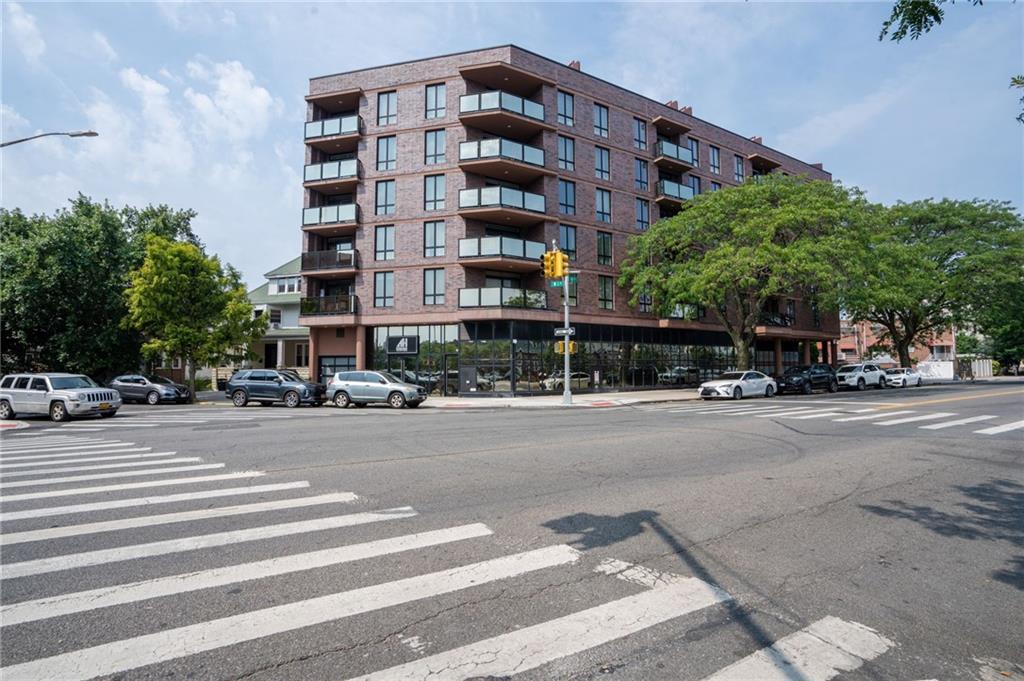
[{"x1": 98, "y1": 402, "x2": 111, "y2": 410}]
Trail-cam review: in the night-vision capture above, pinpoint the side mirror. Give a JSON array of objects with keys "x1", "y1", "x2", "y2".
[
  {"x1": 274, "y1": 377, "x2": 283, "y2": 384},
  {"x1": 378, "y1": 379, "x2": 387, "y2": 385}
]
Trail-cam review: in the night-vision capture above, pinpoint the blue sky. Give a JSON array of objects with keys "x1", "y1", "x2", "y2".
[{"x1": 2, "y1": 1, "x2": 1021, "y2": 287}]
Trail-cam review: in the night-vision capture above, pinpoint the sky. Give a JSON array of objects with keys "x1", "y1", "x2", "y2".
[{"x1": 2, "y1": 1, "x2": 1022, "y2": 288}]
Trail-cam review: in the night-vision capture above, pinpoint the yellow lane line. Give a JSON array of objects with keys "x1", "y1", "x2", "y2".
[{"x1": 877, "y1": 388, "x2": 1024, "y2": 409}]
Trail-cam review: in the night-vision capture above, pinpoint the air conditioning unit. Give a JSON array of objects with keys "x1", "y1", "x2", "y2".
[{"x1": 271, "y1": 322, "x2": 281, "y2": 330}]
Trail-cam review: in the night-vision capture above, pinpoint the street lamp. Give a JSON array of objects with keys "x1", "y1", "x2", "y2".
[{"x1": 0, "y1": 130, "x2": 99, "y2": 148}]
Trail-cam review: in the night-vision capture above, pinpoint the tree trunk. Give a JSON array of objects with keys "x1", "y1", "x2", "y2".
[
  {"x1": 896, "y1": 340, "x2": 913, "y2": 368},
  {"x1": 734, "y1": 338, "x2": 753, "y2": 370}
]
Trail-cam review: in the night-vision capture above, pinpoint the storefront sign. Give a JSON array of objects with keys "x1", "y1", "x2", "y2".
[{"x1": 386, "y1": 335, "x2": 419, "y2": 355}]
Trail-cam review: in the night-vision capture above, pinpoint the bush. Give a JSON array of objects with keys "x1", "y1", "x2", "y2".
[{"x1": 192, "y1": 377, "x2": 212, "y2": 392}]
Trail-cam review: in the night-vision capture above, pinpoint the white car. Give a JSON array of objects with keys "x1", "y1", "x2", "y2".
[
  {"x1": 698, "y1": 371, "x2": 776, "y2": 400},
  {"x1": 835, "y1": 363, "x2": 886, "y2": 390},
  {"x1": 0, "y1": 373, "x2": 122, "y2": 422},
  {"x1": 885, "y1": 367, "x2": 922, "y2": 387}
]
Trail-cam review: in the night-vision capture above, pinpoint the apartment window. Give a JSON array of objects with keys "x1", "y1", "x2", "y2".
[
  {"x1": 593, "y1": 103, "x2": 609, "y2": 137},
  {"x1": 598, "y1": 275, "x2": 614, "y2": 309},
  {"x1": 424, "y1": 174, "x2": 445, "y2": 211},
  {"x1": 559, "y1": 224, "x2": 577, "y2": 260},
  {"x1": 377, "y1": 91, "x2": 397, "y2": 126},
  {"x1": 424, "y1": 129, "x2": 445, "y2": 165},
  {"x1": 425, "y1": 83, "x2": 446, "y2": 119},
  {"x1": 786, "y1": 299, "x2": 797, "y2": 319},
  {"x1": 688, "y1": 138, "x2": 700, "y2": 167},
  {"x1": 274, "y1": 276, "x2": 299, "y2": 294},
  {"x1": 710, "y1": 146, "x2": 721, "y2": 174},
  {"x1": 711, "y1": 181, "x2": 722, "y2": 192},
  {"x1": 595, "y1": 146, "x2": 610, "y2": 180},
  {"x1": 689, "y1": 176, "x2": 701, "y2": 194},
  {"x1": 423, "y1": 268, "x2": 445, "y2": 305},
  {"x1": 374, "y1": 271, "x2": 394, "y2": 307},
  {"x1": 595, "y1": 188, "x2": 611, "y2": 223},
  {"x1": 424, "y1": 220, "x2": 445, "y2": 257},
  {"x1": 635, "y1": 198, "x2": 650, "y2": 230},
  {"x1": 374, "y1": 225, "x2": 395, "y2": 261},
  {"x1": 597, "y1": 231, "x2": 613, "y2": 265},
  {"x1": 375, "y1": 180, "x2": 396, "y2": 215},
  {"x1": 639, "y1": 293, "x2": 653, "y2": 313},
  {"x1": 558, "y1": 135, "x2": 575, "y2": 171},
  {"x1": 557, "y1": 90, "x2": 574, "y2": 126},
  {"x1": 558, "y1": 179, "x2": 576, "y2": 215},
  {"x1": 567, "y1": 278, "x2": 578, "y2": 307},
  {"x1": 376, "y1": 136, "x2": 396, "y2": 171},
  {"x1": 634, "y1": 158, "x2": 648, "y2": 191},
  {"x1": 269, "y1": 308, "x2": 282, "y2": 324},
  {"x1": 734, "y1": 155, "x2": 745, "y2": 183},
  {"x1": 633, "y1": 117, "x2": 647, "y2": 150}
]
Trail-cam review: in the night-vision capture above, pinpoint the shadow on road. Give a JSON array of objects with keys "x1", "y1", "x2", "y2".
[{"x1": 860, "y1": 478, "x2": 1024, "y2": 590}]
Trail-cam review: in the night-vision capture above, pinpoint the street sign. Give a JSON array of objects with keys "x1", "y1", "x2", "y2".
[
  {"x1": 549, "y1": 280, "x2": 563, "y2": 288},
  {"x1": 555, "y1": 327, "x2": 576, "y2": 337}
]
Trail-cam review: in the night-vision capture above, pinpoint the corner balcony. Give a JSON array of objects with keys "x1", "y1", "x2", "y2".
[
  {"x1": 301, "y1": 203, "x2": 359, "y2": 237},
  {"x1": 459, "y1": 91, "x2": 552, "y2": 138},
  {"x1": 458, "y1": 287, "x2": 547, "y2": 309},
  {"x1": 300, "y1": 294, "x2": 358, "y2": 317},
  {"x1": 303, "y1": 159, "x2": 360, "y2": 194},
  {"x1": 300, "y1": 249, "x2": 359, "y2": 279},
  {"x1": 459, "y1": 138, "x2": 551, "y2": 183},
  {"x1": 458, "y1": 186, "x2": 546, "y2": 227},
  {"x1": 654, "y1": 179, "x2": 695, "y2": 209},
  {"x1": 304, "y1": 115, "x2": 361, "y2": 153},
  {"x1": 654, "y1": 140, "x2": 695, "y2": 173},
  {"x1": 458, "y1": 236, "x2": 546, "y2": 273}
]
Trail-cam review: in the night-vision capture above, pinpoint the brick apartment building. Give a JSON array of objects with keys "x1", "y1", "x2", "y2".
[
  {"x1": 299, "y1": 45, "x2": 840, "y2": 395},
  {"x1": 838, "y1": 317, "x2": 957, "y2": 366}
]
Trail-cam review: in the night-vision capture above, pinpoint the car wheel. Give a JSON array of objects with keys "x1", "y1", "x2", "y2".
[
  {"x1": 802, "y1": 382, "x2": 813, "y2": 395},
  {"x1": 0, "y1": 400, "x2": 14, "y2": 420},
  {"x1": 732, "y1": 387, "x2": 743, "y2": 400},
  {"x1": 765, "y1": 385, "x2": 775, "y2": 398},
  {"x1": 856, "y1": 378, "x2": 865, "y2": 391},
  {"x1": 100, "y1": 410, "x2": 117, "y2": 418},
  {"x1": 876, "y1": 378, "x2": 885, "y2": 389},
  {"x1": 828, "y1": 380, "x2": 839, "y2": 393},
  {"x1": 388, "y1": 392, "x2": 407, "y2": 409},
  {"x1": 901, "y1": 379, "x2": 907, "y2": 388},
  {"x1": 146, "y1": 391, "x2": 161, "y2": 405},
  {"x1": 49, "y1": 401, "x2": 70, "y2": 422},
  {"x1": 231, "y1": 390, "x2": 248, "y2": 407},
  {"x1": 283, "y1": 391, "x2": 301, "y2": 408},
  {"x1": 333, "y1": 392, "x2": 350, "y2": 409}
]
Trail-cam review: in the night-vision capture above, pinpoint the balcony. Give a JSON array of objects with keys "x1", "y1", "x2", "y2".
[
  {"x1": 654, "y1": 179, "x2": 695, "y2": 209},
  {"x1": 458, "y1": 186, "x2": 546, "y2": 227},
  {"x1": 303, "y1": 159, "x2": 360, "y2": 194},
  {"x1": 459, "y1": 91, "x2": 551, "y2": 138},
  {"x1": 652, "y1": 114, "x2": 691, "y2": 137},
  {"x1": 460, "y1": 62, "x2": 553, "y2": 97},
  {"x1": 758, "y1": 312, "x2": 795, "y2": 328},
  {"x1": 459, "y1": 287, "x2": 547, "y2": 309},
  {"x1": 304, "y1": 115, "x2": 361, "y2": 153},
  {"x1": 300, "y1": 249, "x2": 359, "y2": 278},
  {"x1": 459, "y1": 138, "x2": 551, "y2": 183},
  {"x1": 458, "y1": 236, "x2": 546, "y2": 272},
  {"x1": 654, "y1": 140, "x2": 695, "y2": 173},
  {"x1": 302, "y1": 204, "x2": 359, "y2": 237},
  {"x1": 300, "y1": 294, "x2": 358, "y2": 316},
  {"x1": 748, "y1": 152, "x2": 782, "y2": 174}
]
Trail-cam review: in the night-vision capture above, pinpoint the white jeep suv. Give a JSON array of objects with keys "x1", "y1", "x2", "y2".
[
  {"x1": 0, "y1": 373, "x2": 121, "y2": 422},
  {"x1": 835, "y1": 363, "x2": 887, "y2": 391}
]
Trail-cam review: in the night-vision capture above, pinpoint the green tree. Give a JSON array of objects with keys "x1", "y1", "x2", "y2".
[
  {"x1": 125, "y1": 236, "x2": 266, "y2": 399},
  {"x1": 619, "y1": 175, "x2": 875, "y2": 370}
]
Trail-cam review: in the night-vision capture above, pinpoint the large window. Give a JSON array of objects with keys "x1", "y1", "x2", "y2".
[
  {"x1": 634, "y1": 158, "x2": 648, "y2": 191},
  {"x1": 376, "y1": 136, "x2": 396, "y2": 171},
  {"x1": 425, "y1": 83, "x2": 446, "y2": 119},
  {"x1": 635, "y1": 198, "x2": 650, "y2": 231},
  {"x1": 377, "y1": 91, "x2": 397, "y2": 126},
  {"x1": 557, "y1": 90, "x2": 574, "y2": 126},
  {"x1": 597, "y1": 231, "x2": 613, "y2": 265},
  {"x1": 375, "y1": 180, "x2": 396, "y2": 215},
  {"x1": 688, "y1": 138, "x2": 700, "y2": 167},
  {"x1": 595, "y1": 146, "x2": 610, "y2": 180},
  {"x1": 374, "y1": 271, "x2": 394, "y2": 307},
  {"x1": 374, "y1": 225, "x2": 395, "y2": 261},
  {"x1": 423, "y1": 268, "x2": 445, "y2": 305},
  {"x1": 567, "y1": 278, "x2": 578, "y2": 307},
  {"x1": 558, "y1": 179, "x2": 576, "y2": 215},
  {"x1": 274, "y1": 276, "x2": 300, "y2": 294},
  {"x1": 424, "y1": 174, "x2": 445, "y2": 211},
  {"x1": 424, "y1": 129, "x2": 445, "y2": 165},
  {"x1": 710, "y1": 146, "x2": 721, "y2": 174},
  {"x1": 598, "y1": 275, "x2": 614, "y2": 309},
  {"x1": 559, "y1": 224, "x2": 577, "y2": 260},
  {"x1": 424, "y1": 220, "x2": 445, "y2": 257},
  {"x1": 711, "y1": 181, "x2": 722, "y2": 192},
  {"x1": 734, "y1": 155, "x2": 745, "y2": 183},
  {"x1": 689, "y1": 175, "x2": 701, "y2": 194},
  {"x1": 638, "y1": 293, "x2": 652, "y2": 313},
  {"x1": 633, "y1": 117, "x2": 647, "y2": 150},
  {"x1": 593, "y1": 103, "x2": 609, "y2": 137},
  {"x1": 595, "y1": 188, "x2": 611, "y2": 223},
  {"x1": 557, "y1": 135, "x2": 575, "y2": 171}
]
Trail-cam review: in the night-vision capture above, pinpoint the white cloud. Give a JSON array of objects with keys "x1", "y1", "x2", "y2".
[
  {"x1": 4, "y1": 2, "x2": 46, "y2": 62},
  {"x1": 221, "y1": 9, "x2": 236, "y2": 27},
  {"x1": 1, "y1": 104, "x2": 30, "y2": 138},
  {"x1": 777, "y1": 85, "x2": 904, "y2": 159},
  {"x1": 92, "y1": 31, "x2": 117, "y2": 61},
  {"x1": 119, "y1": 67, "x2": 194, "y2": 180},
  {"x1": 184, "y1": 59, "x2": 282, "y2": 142}
]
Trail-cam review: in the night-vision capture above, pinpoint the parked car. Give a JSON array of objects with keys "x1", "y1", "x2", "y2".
[
  {"x1": 326, "y1": 370, "x2": 427, "y2": 409},
  {"x1": 397, "y1": 370, "x2": 438, "y2": 395},
  {"x1": 541, "y1": 371, "x2": 592, "y2": 391},
  {"x1": 776, "y1": 364, "x2": 838, "y2": 394},
  {"x1": 658, "y1": 366, "x2": 700, "y2": 385},
  {"x1": 885, "y1": 367, "x2": 923, "y2": 387},
  {"x1": 699, "y1": 371, "x2": 776, "y2": 400},
  {"x1": 225, "y1": 369, "x2": 325, "y2": 408},
  {"x1": 0, "y1": 373, "x2": 121, "y2": 422},
  {"x1": 835, "y1": 363, "x2": 886, "y2": 390},
  {"x1": 109, "y1": 374, "x2": 190, "y2": 404}
]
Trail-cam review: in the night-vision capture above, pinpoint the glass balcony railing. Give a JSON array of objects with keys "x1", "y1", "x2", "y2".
[
  {"x1": 300, "y1": 294, "x2": 358, "y2": 315},
  {"x1": 305, "y1": 115, "x2": 361, "y2": 140},
  {"x1": 301, "y1": 249, "x2": 358, "y2": 271},
  {"x1": 458, "y1": 287, "x2": 547, "y2": 309},
  {"x1": 655, "y1": 179, "x2": 696, "y2": 202},
  {"x1": 458, "y1": 236, "x2": 546, "y2": 261},
  {"x1": 459, "y1": 91, "x2": 545, "y2": 121},
  {"x1": 459, "y1": 138, "x2": 545, "y2": 167},
  {"x1": 654, "y1": 140, "x2": 695, "y2": 165},
  {"x1": 303, "y1": 159, "x2": 359, "y2": 183},
  {"x1": 302, "y1": 203, "x2": 358, "y2": 226},
  {"x1": 458, "y1": 186, "x2": 545, "y2": 213}
]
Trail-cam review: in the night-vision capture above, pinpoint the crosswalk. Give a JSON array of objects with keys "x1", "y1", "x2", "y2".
[
  {"x1": 36, "y1": 406, "x2": 331, "y2": 433},
  {"x1": 0, "y1": 433, "x2": 900, "y2": 679}
]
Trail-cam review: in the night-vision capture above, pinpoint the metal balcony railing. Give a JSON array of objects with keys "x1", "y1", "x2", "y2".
[
  {"x1": 301, "y1": 249, "x2": 358, "y2": 271},
  {"x1": 655, "y1": 139, "x2": 695, "y2": 165},
  {"x1": 758, "y1": 312, "x2": 795, "y2": 327},
  {"x1": 458, "y1": 287, "x2": 547, "y2": 309},
  {"x1": 458, "y1": 186, "x2": 545, "y2": 213},
  {"x1": 304, "y1": 115, "x2": 361, "y2": 139},
  {"x1": 459, "y1": 138, "x2": 545, "y2": 167},
  {"x1": 302, "y1": 203, "x2": 358, "y2": 226},
  {"x1": 458, "y1": 236, "x2": 546, "y2": 261},
  {"x1": 459, "y1": 91, "x2": 545, "y2": 121},
  {"x1": 300, "y1": 295, "x2": 358, "y2": 315},
  {"x1": 303, "y1": 159, "x2": 360, "y2": 183},
  {"x1": 655, "y1": 179, "x2": 696, "y2": 202}
]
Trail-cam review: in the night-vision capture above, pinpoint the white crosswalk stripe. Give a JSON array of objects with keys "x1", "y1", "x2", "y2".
[
  {"x1": 974, "y1": 419, "x2": 1024, "y2": 435},
  {"x1": 755, "y1": 407, "x2": 820, "y2": 418},
  {"x1": 0, "y1": 463, "x2": 225, "y2": 489},
  {"x1": 0, "y1": 455, "x2": 194, "y2": 478},
  {"x1": 875, "y1": 412, "x2": 957, "y2": 426},
  {"x1": 783, "y1": 411, "x2": 845, "y2": 420},
  {"x1": 919, "y1": 415, "x2": 998, "y2": 430},
  {"x1": 0, "y1": 450, "x2": 172, "y2": 467},
  {"x1": 832, "y1": 410, "x2": 914, "y2": 422},
  {"x1": 0, "y1": 470, "x2": 266, "y2": 502},
  {"x1": 0, "y1": 440, "x2": 133, "y2": 454},
  {"x1": 0, "y1": 447, "x2": 154, "y2": 462}
]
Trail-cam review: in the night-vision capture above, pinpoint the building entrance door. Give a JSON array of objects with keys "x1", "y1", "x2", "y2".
[{"x1": 264, "y1": 343, "x2": 278, "y2": 369}]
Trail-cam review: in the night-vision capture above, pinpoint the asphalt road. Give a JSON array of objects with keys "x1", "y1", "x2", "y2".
[{"x1": 1, "y1": 381, "x2": 1022, "y2": 680}]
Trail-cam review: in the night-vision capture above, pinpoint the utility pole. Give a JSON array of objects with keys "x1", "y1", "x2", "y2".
[
  {"x1": 562, "y1": 260, "x2": 572, "y2": 406},
  {"x1": 542, "y1": 241, "x2": 573, "y2": 405}
]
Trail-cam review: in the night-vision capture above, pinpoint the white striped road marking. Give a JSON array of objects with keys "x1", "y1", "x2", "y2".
[
  {"x1": 833, "y1": 410, "x2": 915, "y2": 422},
  {"x1": 700, "y1": 616, "x2": 894, "y2": 681},
  {"x1": 0, "y1": 543, "x2": 579, "y2": 680},
  {"x1": 0, "y1": 481, "x2": 309, "y2": 522},
  {"x1": 695, "y1": 405, "x2": 785, "y2": 415},
  {"x1": 594, "y1": 558, "x2": 684, "y2": 588},
  {"x1": 0, "y1": 456, "x2": 195, "y2": 478},
  {"x1": 754, "y1": 408, "x2": 819, "y2": 418},
  {"x1": 919, "y1": 415, "x2": 998, "y2": 430},
  {"x1": 715, "y1": 406, "x2": 793, "y2": 416},
  {"x1": 1, "y1": 523, "x2": 493, "y2": 626},
  {"x1": 59, "y1": 423, "x2": 158, "y2": 428},
  {"x1": 0, "y1": 451, "x2": 170, "y2": 468},
  {"x1": 783, "y1": 411, "x2": 845, "y2": 420},
  {"x1": 0, "y1": 436, "x2": 103, "y2": 447},
  {"x1": 0, "y1": 447, "x2": 154, "y2": 462},
  {"x1": 0, "y1": 463, "x2": 225, "y2": 490},
  {"x1": 347, "y1": 574, "x2": 730, "y2": 681},
  {"x1": 0, "y1": 440, "x2": 131, "y2": 454},
  {"x1": 0, "y1": 471, "x2": 265, "y2": 503},
  {"x1": 974, "y1": 419, "x2": 1024, "y2": 435},
  {"x1": 876, "y1": 412, "x2": 957, "y2": 426},
  {"x1": 0, "y1": 491, "x2": 359, "y2": 545}
]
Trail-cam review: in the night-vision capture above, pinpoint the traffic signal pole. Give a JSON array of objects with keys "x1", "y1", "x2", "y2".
[{"x1": 562, "y1": 268, "x2": 572, "y2": 406}]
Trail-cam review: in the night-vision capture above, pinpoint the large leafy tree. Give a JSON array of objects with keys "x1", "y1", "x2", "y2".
[
  {"x1": 619, "y1": 175, "x2": 875, "y2": 370},
  {"x1": 125, "y1": 236, "x2": 266, "y2": 399}
]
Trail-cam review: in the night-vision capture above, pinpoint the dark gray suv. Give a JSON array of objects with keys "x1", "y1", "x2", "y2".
[{"x1": 225, "y1": 369, "x2": 325, "y2": 408}]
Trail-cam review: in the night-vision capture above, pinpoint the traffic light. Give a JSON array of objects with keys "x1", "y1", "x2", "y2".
[
  {"x1": 552, "y1": 250, "x2": 568, "y2": 278},
  {"x1": 555, "y1": 341, "x2": 578, "y2": 354},
  {"x1": 542, "y1": 251, "x2": 555, "y2": 279}
]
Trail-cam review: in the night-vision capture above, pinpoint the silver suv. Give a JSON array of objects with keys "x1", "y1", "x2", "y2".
[
  {"x1": 0, "y1": 373, "x2": 122, "y2": 422},
  {"x1": 326, "y1": 371, "x2": 427, "y2": 409}
]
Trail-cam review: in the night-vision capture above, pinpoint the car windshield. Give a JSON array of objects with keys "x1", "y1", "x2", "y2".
[
  {"x1": 379, "y1": 372, "x2": 403, "y2": 384},
  {"x1": 49, "y1": 376, "x2": 98, "y2": 389},
  {"x1": 279, "y1": 370, "x2": 302, "y2": 382},
  {"x1": 785, "y1": 366, "x2": 810, "y2": 375},
  {"x1": 837, "y1": 366, "x2": 860, "y2": 373},
  {"x1": 718, "y1": 372, "x2": 745, "y2": 380},
  {"x1": 146, "y1": 375, "x2": 174, "y2": 385}
]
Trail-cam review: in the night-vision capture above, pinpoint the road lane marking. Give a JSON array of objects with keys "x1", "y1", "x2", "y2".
[
  {"x1": 700, "y1": 616, "x2": 893, "y2": 681},
  {"x1": 875, "y1": 412, "x2": 956, "y2": 426},
  {"x1": 594, "y1": 558, "x2": 684, "y2": 588},
  {"x1": 0, "y1": 456, "x2": 194, "y2": 478},
  {"x1": 877, "y1": 388, "x2": 1024, "y2": 409},
  {"x1": 0, "y1": 506, "x2": 417, "y2": 579},
  {"x1": 781, "y1": 411, "x2": 844, "y2": 420},
  {"x1": 0, "y1": 441, "x2": 132, "y2": 454},
  {"x1": 0, "y1": 523, "x2": 494, "y2": 626},
  {"x1": 0, "y1": 448, "x2": 155, "y2": 463},
  {"x1": 833, "y1": 410, "x2": 915, "y2": 422},
  {"x1": 0, "y1": 471, "x2": 266, "y2": 503},
  {"x1": 919, "y1": 415, "x2": 998, "y2": 430},
  {"x1": 0, "y1": 463, "x2": 225, "y2": 489},
  {"x1": 974, "y1": 419, "x2": 1024, "y2": 435},
  {"x1": 755, "y1": 408, "x2": 819, "y2": 418},
  {"x1": 0, "y1": 543, "x2": 578, "y2": 680},
  {"x1": 697, "y1": 405, "x2": 787, "y2": 415}
]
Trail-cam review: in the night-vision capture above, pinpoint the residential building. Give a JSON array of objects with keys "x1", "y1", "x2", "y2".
[
  {"x1": 838, "y1": 317, "x2": 957, "y2": 366},
  {"x1": 300, "y1": 45, "x2": 839, "y2": 394}
]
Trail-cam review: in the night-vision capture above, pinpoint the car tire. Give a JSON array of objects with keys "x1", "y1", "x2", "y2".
[
  {"x1": 333, "y1": 392, "x2": 350, "y2": 409},
  {"x1": 856, "y1": 378, "x2": 865, "y2": 391},
  {"x1": 100, "y1": 410, "x2": 117, "y2": 418},
  {"x1": 49, "y1": 401, "x2": 70, "y2": 422},
  {"x1": 388, "y1": 392, "x2": 407, "y2": 409},
  {"x1": 876, "y1": 378, "x2": 885, "y2": 389},
  {"x1": 765, "y1": 385, "x2": 775, "y2": 398},
  {"x1": 231, "y1": 390, "x2": 248, "y2": 407},
  {"x1": 146, "y1": 391, "x2": 160, "y2": 405},
  {"x1": 901, "y1": 379, "x2": 907, "y2": 388},
  {"x1": 802, "y1": 382, "x2": 813, "y2": 395},
  {"x1": 283, "y1": 391, "x2": 301, "y2": 408},
  {"x1": 0, "y1": 400, "x2": 14, "y2": 420},
  {"x1": 732, "y1": 387, "x2": 743, "y2": 400},
  {"x1": 828, "y1": 380, "x2": 839, "y2": 393}
]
